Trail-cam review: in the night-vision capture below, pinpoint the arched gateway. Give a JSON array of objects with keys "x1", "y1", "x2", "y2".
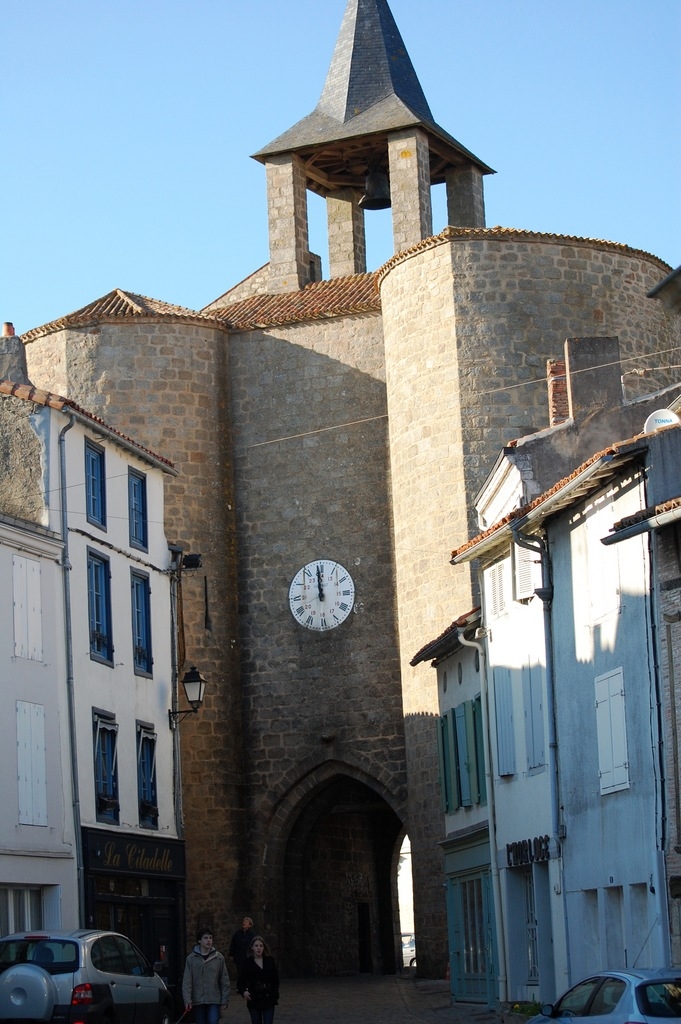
[{"x1": 261, "y1": 764, "x2": 405, "y2": 977}]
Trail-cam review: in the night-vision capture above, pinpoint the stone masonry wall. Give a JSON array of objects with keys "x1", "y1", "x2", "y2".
[
  {"x1": 227, "y1": 309, "x2": 407, "y2": 959},
  {"x1": 378, "y1": 229, "x2": 678, "y2": 978},
  {"x1": 23, "y1": 319, "x2": 244, "y2": 953}
]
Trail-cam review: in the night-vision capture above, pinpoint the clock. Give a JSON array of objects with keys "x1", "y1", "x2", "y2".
[{"x1": 289, "y1": 559, "x2": 355, "y2": 631}]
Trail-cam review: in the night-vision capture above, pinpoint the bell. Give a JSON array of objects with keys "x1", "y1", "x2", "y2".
[{"x1": 358, "y1": 169, "x2": 391, "y2": 211}]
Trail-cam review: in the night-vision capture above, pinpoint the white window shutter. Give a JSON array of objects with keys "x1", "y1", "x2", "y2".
[
  {"x1": 595, "y1": 668, "x2": 629, "y2": 794},
  {"x1": 514, "y1": 543, "x2": 540, "y2": 602},
  {"x1": 13, "y1": 556, "x2": 43, "y2": 662},
  {"x1": 17, "y1": 701, "x2": 47, "y2": 826}
]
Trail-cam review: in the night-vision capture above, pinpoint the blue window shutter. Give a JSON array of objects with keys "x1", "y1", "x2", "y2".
[
  {"x1": 473, "y1": 696, "x2": 487, "y2": 805},
  {"x1": 455, "y1": 703, "x2": 472, "y2": 807},
  {"x1": 494, "y1": 667, "x2": 516, "y2": 776},
  {"x1": 523, "y1": 661, "x2": 545, "y2": 770}
]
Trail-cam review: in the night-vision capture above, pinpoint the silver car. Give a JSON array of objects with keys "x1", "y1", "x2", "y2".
[
  {"x1": 0, "y1": 930, "x2": 173, "y2": 1024},
  {"x1": 528, "y1": 969, "x2": 681, "y2": 1024}
]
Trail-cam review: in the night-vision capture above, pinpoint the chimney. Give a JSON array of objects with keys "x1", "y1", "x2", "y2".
[
  {"x1": 547, "y1": 359, "x2": 569, "y2": 426},
  {"x1": 0, "y1": 322, "x2": 31, "y2": 385}
]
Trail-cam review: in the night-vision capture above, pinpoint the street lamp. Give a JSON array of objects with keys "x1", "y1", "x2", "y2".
[{"x1": 169, "y1": 666, "x2": 207, "y2": 727}]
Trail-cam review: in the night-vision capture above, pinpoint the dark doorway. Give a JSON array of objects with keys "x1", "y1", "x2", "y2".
[{"x1": 282, "y1": 775, "x2": 402, "y2": 976}]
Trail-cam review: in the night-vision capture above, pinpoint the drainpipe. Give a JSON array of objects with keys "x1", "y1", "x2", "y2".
[
  {"x1": 511, "y1": 526, "x2": 571, "y2": 984},
  {"x1": 168, "y1": 546, "x2": 184, "y2": 837},
  {"x1": 59, "y1": 415, "x2": 85, "y2": 925},
  {"x1": 457, "y1": 623, "x2": 508, "y2": 1003}
]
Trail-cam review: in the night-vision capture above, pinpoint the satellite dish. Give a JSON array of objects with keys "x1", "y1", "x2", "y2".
[{"x1": 642, "y1": 408, "x2": 681, "y2": 433}]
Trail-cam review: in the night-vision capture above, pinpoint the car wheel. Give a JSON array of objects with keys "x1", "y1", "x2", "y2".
[
  {"x1": 0, "y1": 963, "x2": 56, "y2": 1020},
  {"x1": 409, "y1": 956, "x2": 416, "y2": 967},
  {"x1": 159, "y1": 1004, "x2": 172, "y2": 1024}
]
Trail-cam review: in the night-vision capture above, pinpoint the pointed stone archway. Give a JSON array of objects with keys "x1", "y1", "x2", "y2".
[{"x1": 264, "y1": 763, "x2": 406, "y2": 977}]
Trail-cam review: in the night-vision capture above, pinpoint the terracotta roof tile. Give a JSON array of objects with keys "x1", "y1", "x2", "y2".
[
  {"x1": 450, "y1": 424, "x2": 681, "y2": 561},
  {"x1": 211, "y1": 272, "x2": 381, "y2": 331},
  {"x1": 410, "y1": 607, "x2": 480, "y2": 666},
  {"x1": 22, "y1": 289, "x2": 219, "y2": 343},
  {"x1": 0, "y1": 378, "x2": 175, "y2": 471},
  {"x1": 614, "y1": 496, "x2": 681, "y2": 531}
]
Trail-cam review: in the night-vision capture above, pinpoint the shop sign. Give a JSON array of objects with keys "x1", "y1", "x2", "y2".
[
  {"x1": 82, "y1": 827, "x2": 186, "y2": 879},
  {"x1": 506, "y1": 835, "x2": 550, "y2": 867}
]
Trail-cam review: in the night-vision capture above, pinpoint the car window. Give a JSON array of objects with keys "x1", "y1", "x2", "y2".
[
  {"x1": 91, "y1": 935, "x2": 126, "y2": 974},
  {"x1": 0, "y1": 940, "x2": 78, "y2": 975},
  {"x1": 115, "y1": 936, "x2": 150, "y2": 977},
  {"x1": 554, "y1": 978, "x2": 603, "y2": 1016},
  {"x1": 637, "y1": 982, "x2": 681, "y2": 1018},
  {"x1": 588, "y1": 978, "x2": 626, "y2": 1015}
]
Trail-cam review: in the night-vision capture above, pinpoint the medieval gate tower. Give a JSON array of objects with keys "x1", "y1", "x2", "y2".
[{"x1": 21, "y1": 0, "x2": 678, "y2": 980}]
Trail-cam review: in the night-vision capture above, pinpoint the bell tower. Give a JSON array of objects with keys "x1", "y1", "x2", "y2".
[{"x1": 252, "y1": 0, "x2": 494, "y2": 292}]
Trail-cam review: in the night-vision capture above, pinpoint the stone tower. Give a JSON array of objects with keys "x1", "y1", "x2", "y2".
[
  {"x1": 251, "y1": 0, "x2": 492, "y2": 292},
  {"x1": 20, "y1": 0, "x2": 679, "y2": 986}
]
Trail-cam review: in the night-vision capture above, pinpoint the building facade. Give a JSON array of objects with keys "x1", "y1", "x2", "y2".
[
  {"x1": 14, "y1": 0, "x2": 681, "y2": 979},
  {"x1": 0, "y1": 368, "x2": 185, "y2": 998}
]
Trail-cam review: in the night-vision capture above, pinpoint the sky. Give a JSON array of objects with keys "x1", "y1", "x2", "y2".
[{"x1": 2, "y1": 0, "x2": 680, "y2": 336}]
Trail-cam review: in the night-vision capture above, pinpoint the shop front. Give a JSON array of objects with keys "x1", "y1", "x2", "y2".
[{"x1": 82, "y1": 827, "x2": 186, "y2": 1007}]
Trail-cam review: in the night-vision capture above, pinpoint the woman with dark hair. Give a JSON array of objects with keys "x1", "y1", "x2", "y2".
[
  {"x1": 237, "y1": 935, "x2": 279, "y2": 1024},
  {"x1": 182, "y1": 926, "x2": 230, "y2": 1024}
]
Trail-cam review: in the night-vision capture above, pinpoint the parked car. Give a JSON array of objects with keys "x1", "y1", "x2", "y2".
[
  {"x1": 528, "y1": 969, "x2": 681, "y2": 1024},
  {"x1": 401, "y1": 933, "x2": 416, "y2": 968},
  {"x1": 0, "y1": 930, "x2": 173, "y2": 1024}
]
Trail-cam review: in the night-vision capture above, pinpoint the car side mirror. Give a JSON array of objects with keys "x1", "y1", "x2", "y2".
[
  {"x1": 541, "y1": 1005, "x2": 555, "y2": 1017},
  {"x1": 153, "y1": 961, "x2": 166, "y2": 976}
]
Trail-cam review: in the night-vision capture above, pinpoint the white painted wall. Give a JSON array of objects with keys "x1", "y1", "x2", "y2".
[{"x1": 0, "y1": 517, "x2": 78, "y2": 931}]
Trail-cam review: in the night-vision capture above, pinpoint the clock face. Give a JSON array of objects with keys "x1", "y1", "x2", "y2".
[{"x1": 289, "y1": 560, "x2": 355, "y2": 631}]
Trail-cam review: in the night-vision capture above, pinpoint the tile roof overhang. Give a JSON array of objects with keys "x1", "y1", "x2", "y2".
[
  {"x1": 210, "y1": 272, "x2": 381, "y2": 331},
  {"x1": 451, "y1": 439, "x2": 651, "y2": 567},
  {"x1": 253, "y1": 107, "x2": 494, "y2": 197},
  {"x1": 410, "y1": 607, "x2": 481, "y2": 667},
  {"x1": 21, "y1": 289, "x2": 222, "y2": 345},
  {"x1": 0, "y1": 379, "x2": 176, "y2": 474}
]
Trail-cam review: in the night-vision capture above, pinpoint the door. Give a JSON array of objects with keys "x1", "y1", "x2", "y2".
[{"x1": 447, "y1": 870, "x2": 496, "y2": 1003}]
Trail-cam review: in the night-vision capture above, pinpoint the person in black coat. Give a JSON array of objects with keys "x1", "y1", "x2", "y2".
[
  {"x1": 237, "y1": 935, "x2": 279, "y2": 1024},
  {"x1": 229, "y1": 917, "x2": 254, "y2": 971}
]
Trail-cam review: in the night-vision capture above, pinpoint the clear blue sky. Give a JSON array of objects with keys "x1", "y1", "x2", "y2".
[{"x1": 2, "y1": 0, "x2": 679, "y2": 335}]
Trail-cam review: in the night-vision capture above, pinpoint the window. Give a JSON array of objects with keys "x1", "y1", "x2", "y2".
[
  {"x1": 137, "y1": 724, "x2": 158, "y2": 829},
  {"x1": 595, "y1": 667, "x2": 629, "y2": 794},
  {"x1": 0, "y1": 887, "x2": 43, "y2": 934},
  {"x1": 16, "y1": 702, "x2": 47, "y2": 826},
  {"x1": 437, "y1": 697, "x2": 486, "y2": 812},
  {"x1": 131, "y1": 571, "x2": 152, "y2": 675},
  {"x1": 128, "y1": 470, "x2": 148, "y2": 550},
  {"x1": 85, "y1": 440, "x2": 106, "y2": 529},
  {"x1": 12, "y1": 555, "x2": 43, "y2": 661},
  {"x1": 88, "y1": 551, "x2": 113, "y2": 663},
  {"x1": 93, "y1": 712, "x2": 119, "y2": 823}
]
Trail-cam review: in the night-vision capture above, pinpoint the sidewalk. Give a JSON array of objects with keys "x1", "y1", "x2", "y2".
[{"x1": 257, "y1": 973, "x2": 501, "y2": 1024}]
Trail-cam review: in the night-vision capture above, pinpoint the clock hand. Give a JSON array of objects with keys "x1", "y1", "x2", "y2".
[{"x1": 316, "y1": 564, "x2": 324, "y2": 601}]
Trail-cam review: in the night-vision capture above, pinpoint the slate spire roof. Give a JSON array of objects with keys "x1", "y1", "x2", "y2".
[
  {"x1": 253, "y1": 0, "x2": 492, "y2": 179},
  {"x1": 317, "y1": 0, "x2": 433, "y2": 125}
]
